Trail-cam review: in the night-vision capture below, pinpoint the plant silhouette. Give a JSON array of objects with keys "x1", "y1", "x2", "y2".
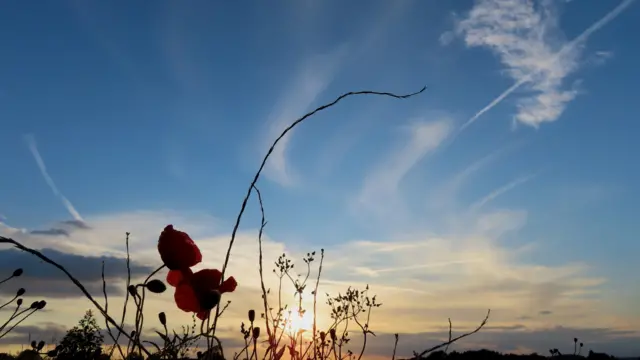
[{"x1": 51, "y1": 310, "x2": 104, "y2": 360}]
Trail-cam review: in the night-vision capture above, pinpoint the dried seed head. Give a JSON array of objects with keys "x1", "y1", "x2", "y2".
[
  {"x1": 145, "y1": 279, "x2": 167, "y2": 294},
  {"x1": 330, "y1": 328, "x2": 337, "y2": 341},
  {"x1": 252, "y1": 327, "x2": 260, "y2": 339},
  {"x1": 320, "y1": 331, "x2": 326, "y2": 342},
  {"x1": 13, "y1": 268, "x2": 23, "y2": 277},
  {"x1": 158, "y1": 312, "x2": 167, "y2": 326},
  {"x1": 248, "y1": 309, "x2": 255, "y2": 322}
]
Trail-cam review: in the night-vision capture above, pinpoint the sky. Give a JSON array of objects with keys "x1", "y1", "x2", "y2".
[{"x1": 1, "y1": 0, "x2": 640, "y2": 357}]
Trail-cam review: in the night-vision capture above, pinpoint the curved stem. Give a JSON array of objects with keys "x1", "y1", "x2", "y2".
[{"x1": 212, "y1": 86, "x2": 427, "y2": 335}]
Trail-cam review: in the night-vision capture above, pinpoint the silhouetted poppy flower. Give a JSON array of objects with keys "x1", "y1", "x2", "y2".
[
  {"x1": 166, "y1": 268, "x2": 193, "y2": 287},
  {"x1": 173, "y1": 268, "x2": 237, "y2": 320},
  {"x1": 158, "y1": 225, "x2": 202, "y2": 270}
]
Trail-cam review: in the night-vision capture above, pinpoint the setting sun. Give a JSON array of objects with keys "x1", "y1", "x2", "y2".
[{"x1": 286, "y1": 308, "x2": 315, "y2": 335}]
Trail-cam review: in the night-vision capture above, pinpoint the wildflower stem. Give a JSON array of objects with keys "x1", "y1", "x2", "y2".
[
  {"x1": 0, "y1": 308, "x2": 37, "y2": 339},
  {"x1": 102, "y1": 260, "x2": 126, "y2": 360},
  {"x1": 111, "y1": 232, "x2": 132, "y2": 358},
  {"x1": 213, "y1": 86, "x2": 427, "y2": 336}
]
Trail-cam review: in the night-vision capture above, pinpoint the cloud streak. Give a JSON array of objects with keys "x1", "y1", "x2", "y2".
[
  {"x1": 456, "y1": 0, "x2": 636, "y2": 130},
  {"x1": 263, "y1": 45, "x2": 349, "y2": 187},
  {"x1": 24, "y1": 134, "x2": 84, "y2": 222},
  {"x1": 355, "y1": 118, "x2": 453, "y2": 218},
  {"x1": 469, "y1": 174, "x2": 537, "y2": 212}
]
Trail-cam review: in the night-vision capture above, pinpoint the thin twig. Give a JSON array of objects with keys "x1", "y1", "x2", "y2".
[
  {"x1": 0, "y1": 236, "x2": 151, "y2": 356},
  {"x1": 253, "y1": 184, "x2": 273, "y2": 360},
  {"x1": 102, "y1": 261, "x2": 125, "y2": 360},
  {"x1": 212, "y1": 85, "x2": 427, "y2": 336},
  {"x1": 111, "y1": 232, "x2": 132, "y2": 358},
  {"x1": 313, "y1": 249, "x2": 325, "y2": 360},
  {"x1": 444, "y1": 318, "x2": 452, "y2": 354},
  {"x1": 412, "y1": 309, "x2": 490, "y2": 359},
  {"x1": 392, "y1": 334, "x2": 399, "y2": 360}
]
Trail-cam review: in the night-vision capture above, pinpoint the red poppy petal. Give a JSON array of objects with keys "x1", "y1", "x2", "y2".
[
  {"x1": 192, "y1": 269, "x2": 223, "y2": 292},
  {"x1": 196, "y1": 310, "x2": 210, "y2": 320},
  {"x1": 219, "y1": 276, "x2": 238, "y2": 293},
  {"x1": 174, "y1": 284, "x2": 201, "y2": 313},
  {"x1": 166, "y1": 268, "x2": 193, "y2": 287}
]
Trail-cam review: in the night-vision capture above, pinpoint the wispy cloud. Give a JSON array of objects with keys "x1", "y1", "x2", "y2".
[
  {"x1": 263, "y1": 45, "x2": 349, "y2": 187},
  {"x1": 355, "y1": 118, "x2": 453, "y2": 218},
  {"x1": 24, "y1": 134, "x2": 84, "y2": 222},
  {"x1": 453, "y1": 0, "x2": 636, "y2": 130},
  {"x1": 469, "y1": 173, "x2": 537, "y2": 212}
]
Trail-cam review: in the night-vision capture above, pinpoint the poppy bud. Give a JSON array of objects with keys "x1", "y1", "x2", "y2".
[
  {"x1": 252, "y1": 327, "x2": 260, "y2": 339},
  {"x1": 574, "y1": 338, "x2": 578, "y2": 343},
  {"x1": 580, "y1": 343, "x2": 584, "y2": 347},
  {"x1": 320, "y1": 331, "x2": 326, "y2": 342},
  {"x1": 131, "y1": 330, "x2": 136, "y2": 337},
  {"x1": 30, "y1": 301, "x2": 39, "y2": 309},
  {"x1": 128, "y1": 285, "x2": 138, "y2": 297},
  {"x1": 47, "y1": 350, "x2": 57, "y2": 357},
  {"x1": 37, "y1": 300, "x2": 46, "y2": 309},
  {"x1": 146, "y1": 279, "x2": 167, "y2": 294},
  {"x1": 248, "y1": 309, "x2": 255, "y2": 322},
  {"x1": 330, "y1": 328, "x2": 337, "y2": 341},
  {"x1": 157, "y1": 225, "x2": 202, "y2": 270},
  {"x1": 200, "y1": 290, "x2": 221, "y2": 310},
  {"x1": 31, "y1": 341, "x2": 37, "y2": 349},
  {"x1": 17, "y1": 298, "x2": 23, "y2": 306},
  {"x1": 37, "y1": 341, "x2": 45, "y2": 351},
  {"x1": 13, "y1": 268, "x2": 23, "y2": 277},
  {"x1": 158, "y1": 312, "x2": 167, "y2": 326},
  {"x1": 16, "y1": 288, "x2": 25, "y2": 296}
]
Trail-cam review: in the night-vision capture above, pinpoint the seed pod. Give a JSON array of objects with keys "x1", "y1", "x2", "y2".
[
  {"x1": 37, "y1": 300, "x2": 46, "y2": 309},
  {"x1": 252, "y1": 327, "x2": 260, "y2": 339},
  {"x1": 158, "y1": 312, "x2": 167, "y2": 326},
  {"x1": 145, "y1": 279, "x2": 167, "y2": 294},
  {"x1": 17, "y1": 298, "x2": 23, "y2": 306},
  {"x1": 30, "y1": 301, "x2": 39, "y2": 309},
  {"x1": 200, "y1": 290, "x2": 221, "y2": 310},
  {"x1": 330, "y1": 328, "x2": 337, "y2": 341},
  {"x1": 248, "y1": 309, "x2": 255, "y2": 322},
  {"x1": 13, "y1": 268, "x2": 23, "y2": 277},
  {"x1": 16, "y1": 288, "x2": 25, "y2": 296},
  {"x1": 37, "y1": 340, "x2": 45, "y2": 351}
]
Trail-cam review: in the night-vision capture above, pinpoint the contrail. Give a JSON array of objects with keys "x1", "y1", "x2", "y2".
[
  {"x1": 24, "y1": 134, "x2": 84, "y2": 222},
  {"x1": 459, "y1": 0, "x2": 636, "y2": 131},
  {"x1": 470, "y1": 173, "x2": 537, "y2": 212}
]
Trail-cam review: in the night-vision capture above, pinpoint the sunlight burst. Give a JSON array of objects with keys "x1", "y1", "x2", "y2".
[{"x1": 286, "y1": 308, "x2": 314, "y2": 335}]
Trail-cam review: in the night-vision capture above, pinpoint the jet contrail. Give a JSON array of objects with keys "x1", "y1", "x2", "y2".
[
  {"x1": 24, "y1": 134, "x2": 84, "y2": 222},
  {"x1": 460, "y1": 0, "x2": 636, "y2": 131}
]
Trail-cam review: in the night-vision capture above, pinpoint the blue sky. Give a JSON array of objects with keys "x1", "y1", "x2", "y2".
[{"x1": 1, "y1": 0, "x2": 640, "y2": 357}]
